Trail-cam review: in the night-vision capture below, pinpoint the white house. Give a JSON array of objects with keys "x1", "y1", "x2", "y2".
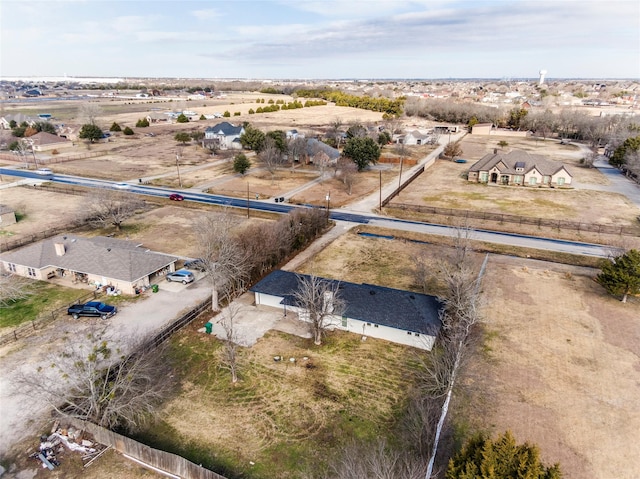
[
  {"x1": 204, "y1": 122, "x2": 245, "y2": 150},
  {"x1": 250, "y1": 270, "x2": 442, "y2": 350}
]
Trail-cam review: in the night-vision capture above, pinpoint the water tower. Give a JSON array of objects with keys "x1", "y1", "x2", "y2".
[{"x1": 538, "y1": 69, "x2": 547, "y2": 86}]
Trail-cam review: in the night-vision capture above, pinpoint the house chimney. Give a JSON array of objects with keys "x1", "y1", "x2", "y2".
[{"x1": 54, "y1": 243, "x2": 66, "y2": 256}]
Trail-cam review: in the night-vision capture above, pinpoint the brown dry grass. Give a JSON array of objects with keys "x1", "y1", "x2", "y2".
[{"x1": 460, "y1": 255, "x2": 640, "y2": 479}]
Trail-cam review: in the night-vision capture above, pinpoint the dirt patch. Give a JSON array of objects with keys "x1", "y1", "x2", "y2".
[{"x1": 462, "y1": 255, "x2": 640, "y2": 479}]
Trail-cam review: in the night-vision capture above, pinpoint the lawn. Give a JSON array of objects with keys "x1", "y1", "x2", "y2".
[
  {"x1": 0, "y1": 280, "x2": 86, "y2": 330},
  {"x1": 131, "y1": 327, "x2": 423, "y2": 479}
]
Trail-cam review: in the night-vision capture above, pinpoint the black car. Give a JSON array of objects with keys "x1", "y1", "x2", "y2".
[{"x1": 67, "y1": 301, "x2": 117, "y2": 320}]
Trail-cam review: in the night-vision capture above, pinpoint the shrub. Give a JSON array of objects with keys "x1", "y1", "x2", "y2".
[
  {"x1": 136, "y1": 118, "x2": 149, "y2": 128},
  {"x1": 223, "y1": 111, "x2": 231, "y2": 118},
  {"x1": 51, "y1": 149, "x2": 59, "y2": 155},
  {"x1": 123, "y1": 127, "x2": 134, "y2": 135}
]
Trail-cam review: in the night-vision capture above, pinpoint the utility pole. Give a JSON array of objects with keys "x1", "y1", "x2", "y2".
[
  {"x1": 379, "y1": 170, "x2": 382, "y2": 211},
  {"x1": 325, "y1": 192, "x2": 330, "y2": 223},
  {"x1": 175, "y1": 151, "x2": 182, "y2": 187},
  {"x1": 246, "y1": 182, "x2": 250, "y2": 218}
]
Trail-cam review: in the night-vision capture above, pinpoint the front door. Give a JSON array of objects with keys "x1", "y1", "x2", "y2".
[{"x1": 490, "y1": 172, "x2": 498, "y2": 183}]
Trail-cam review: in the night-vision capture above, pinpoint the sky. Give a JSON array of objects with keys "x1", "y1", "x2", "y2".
[{"x1": 1, "y1": 0, "x2": 639, "y2": 80}]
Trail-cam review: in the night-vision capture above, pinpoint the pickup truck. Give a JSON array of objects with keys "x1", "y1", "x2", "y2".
[{"x1": 67, "y1": 301, "x2": 117, "y2": 320}]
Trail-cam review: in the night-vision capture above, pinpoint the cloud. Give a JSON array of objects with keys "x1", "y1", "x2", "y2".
[{"x1": 191, "y1": 8, "x2": 220, "y2": 21}]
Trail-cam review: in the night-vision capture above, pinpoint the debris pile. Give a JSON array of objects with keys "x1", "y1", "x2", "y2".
[{"x1": 28, "y1": 421, "x2": 109, "y2": 470}]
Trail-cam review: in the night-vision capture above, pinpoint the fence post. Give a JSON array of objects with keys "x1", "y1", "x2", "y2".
[{"x1": 32, "y1": 320, "x2": 37, "y2": 331}]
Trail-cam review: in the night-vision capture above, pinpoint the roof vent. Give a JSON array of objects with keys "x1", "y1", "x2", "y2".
[
  {"x1": 369, "y1": 290, "x2": 376, "y2": 295},
  {"x1": 107, "y1": 248, "x2": 111, "y2": 252},
  {"x1": 409, "y1": 295, "x2": 415, "y2": 299}
]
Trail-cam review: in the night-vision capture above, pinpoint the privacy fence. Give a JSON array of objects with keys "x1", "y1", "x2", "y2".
[
  {"x1": 64, "y1": 416, "x2": 227, "y2": 479},
  {"x1": 387, "y1": 203, "x2": 639, "y2": 237}
]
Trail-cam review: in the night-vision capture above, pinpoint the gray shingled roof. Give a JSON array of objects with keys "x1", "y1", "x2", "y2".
[
  {"x1": 468, "y1": 150, "x2": 572, "y2": 176},
  {"x1": 250, "y1": 270, "x2": 442, "y2": 336},
  {"x1": 306, "y1": 138, "x2": 340, "y2": 160},
  {"x1": 30, "y1": 131, "x2": 69, "y2": 146},
  {"x1": 204, "y1": 122, "x2": 244, "y2": 136},
  {"x1": 0, "y1": 235, "x2": 177, "y2": 283}
]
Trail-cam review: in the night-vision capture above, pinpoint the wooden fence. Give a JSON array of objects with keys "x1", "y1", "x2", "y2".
[
  {"x1": 381, "y1": 165, "x2": 426, "y2": 207},
  {"x1": 63, "y1": 416, "x2": 227, "y2": 479},
  {"x1": 388, "y1": 203, "x2": 639, "y2": 236},
  {"x1": 0, "y1": 151, "x2": 105, "y2": 164},
  {"x1": 142, "y1": 297, "x2": 211, "y2": 350},
  {"x1": 0, "y1": 290, "x2": 99, "y2": 346}
]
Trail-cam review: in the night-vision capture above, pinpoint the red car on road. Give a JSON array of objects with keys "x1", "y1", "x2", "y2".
[{"x1": 169, "y1": 193, "x2": 184, "y2": 201}]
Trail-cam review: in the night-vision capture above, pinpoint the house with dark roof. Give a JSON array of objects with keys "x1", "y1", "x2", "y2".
[
  {"x1": 467, "y1": 150, "x2": 573, "y2": 187},
  {"x1": 0, "y1": 113, "x2": 36, "y2": 130},
  {"x1": 306, "y1": 138, "x2": 340, "y2": 163},
  {"x1": 204, "y1": 122, "x2": 245, "y2": 150},
  {"x1": 250, "y1": 270, "x2": 442, "y2": 350},
  {"x1": 0, "y1": 235, "x2": 177, "y2": 295}
]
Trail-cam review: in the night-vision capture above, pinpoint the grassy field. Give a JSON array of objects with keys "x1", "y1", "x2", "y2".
[
  {"x1": 130, "y1": 326, "x2": 423, "y2": 479},
  {"x1": 0, "y1": 281, "x2": 86, "y2": 330}
]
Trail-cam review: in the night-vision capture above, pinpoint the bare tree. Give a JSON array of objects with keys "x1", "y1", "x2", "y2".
[
  {"x1": 217, "y1": 304, "x2": 242, "y2": 383},
  {"x1": 421, "y1": 229, "x2": 484, "y2": 479},
  {"x1": 258, "y1": 136, "x2": 284, "y2": 180},
  {"x1": 195, "y1": 211, "x2": 250, "y2": 310},
  {"x1": 78, "y1": 102, "x2": 103, "y2": 126},
  {"x1": 84, "y1": 189, "x2": 144, "y2": 230},
  {"x1": 0, "y1": 274, "x2": 33, "y2": 307},
  {"x1": 336, "y1": 155, "x2": 358, "y2": 195},
  {"x1": 16, "y1": 327, "x2": 174, "y2": 432},
  {"x1": 293, "y1": 274, "x2": 345, "y2": 345},
  {"x1": 287, "y1": 136, "x2": 308, "y2": 164},
  {"x1": 327, "y1": 439, "x2": 426, "y2": 479}
]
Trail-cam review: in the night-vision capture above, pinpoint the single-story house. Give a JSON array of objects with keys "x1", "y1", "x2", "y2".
[
  {"x1": 397, "y1": 130, "x2": 434, "y2": 146},
  {"x1": 0, "y1": 235, "x2": 178, "y2": 295},
  {"x1": 250, "y1": 270, "x2": 442, "y2": 350},
  {"x1": 467, "y1": 150, "x2": 573, "y2": 187},
  {"x1": 204, "y1": 122, "x2": 245, "y2": 150},
  {"x1": 28, "y1": 131, "x2": 70, "y2": 151},
  {"x1": 0, "y1": 205, "x2": 16, "y2": 226},
  {"x1": 306, "y1": 138, "x2": 340, "y2": 163},
  {"x1": 146, "y1": 112, "x2": 169, "y2": 123}
]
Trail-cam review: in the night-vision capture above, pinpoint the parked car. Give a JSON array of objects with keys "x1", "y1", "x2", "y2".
[
  {"x1": 166, "y1": 269, "x2": 195, "y2": 284},
  {"x1": 114, "y1": 182, "x2": 130, "y2": 189},
  {"x1": 35, "y1": 168, "x2": 53, "y2": 176},
  {"x1": 184, "y1": 258, "x2": 206, "y2": 271},
  {"x1": 67, "y1": 301, "x2": 117, "y2": 320},
  {"x1": 169, "y1": 193, "x2": 184, "y2": 201}
]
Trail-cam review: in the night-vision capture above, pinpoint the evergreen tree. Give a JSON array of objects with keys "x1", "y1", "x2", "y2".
[
  {"x1": 123, "y1": 126, "x2": 134, "y2": 135},
  {"x1": 136, "y1": 118, "x2": 149, "y2": 127},
  {"x1": 110, "y1": 122, "x2": 122, "y2": 132},
  {"x1": 597, "y1": 249, "x2": 640, "y2": 303},
  {"x1": 174, "y1": 132, "x2": 191, "y2": 144},
  {"x1": 233, "y1": 153, "x2": 251, "y2": 175},
  {"x1": 78, "y1": 123, "x2": 103, "y2": 143},
  {"x1": 176, "y1": 113, "x2": 189, "y2": 123},
  {"x1": 343, "y1": 136, "x2": 381, "y2": 171},
  {"x1": 447, "y1": 431, "x2": 562, "y2": 479},
  {"x1": 239, "y1": 124, "x2": 266, "y2": 151}
]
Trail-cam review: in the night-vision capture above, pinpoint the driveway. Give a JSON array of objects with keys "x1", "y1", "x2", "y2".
[{"x1": 0, "y1": 275, "x2": 211, "y2": 459}]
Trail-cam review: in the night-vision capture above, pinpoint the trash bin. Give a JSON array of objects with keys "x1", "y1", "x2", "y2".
[
  {"x1": 205, "y1": 322, "x2": 213, "y2": 334},
  {"x1": 151, "y1": 284, "x2": 159, "y2": 293}
]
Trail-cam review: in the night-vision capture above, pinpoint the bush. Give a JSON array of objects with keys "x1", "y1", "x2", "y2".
[
  {"x1": 110, "y1": 122, "x2": 122, "y2": 132},
  {"x1": 234, "y1": 112, "x2": 241, "y2": 116},
  {"x1": 123, "y1": 127, "x2": 134, "y2": 135},
  {"x1": 136, "y1": 118, "x2": 150, "y2": 128},
  {"x1": 223, "y1": 111, "x2": 231, "y2": 118},
  {"x1": 176, "y1": 113, "x2": 189, "y2": 123},
  {"x1": 51, "y1": 149, "x2": 59, "y2": 155}
]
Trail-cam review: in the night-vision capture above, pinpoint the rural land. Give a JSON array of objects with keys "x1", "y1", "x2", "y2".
[{"x1": 0, "y1": 77, "x2": 639, "y2": 479}]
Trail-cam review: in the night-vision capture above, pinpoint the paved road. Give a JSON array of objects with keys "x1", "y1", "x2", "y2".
[{"x1": 0, "y1": 167, "x2": 615, "y2": 258}]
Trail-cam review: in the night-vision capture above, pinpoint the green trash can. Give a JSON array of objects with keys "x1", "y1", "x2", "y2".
[
  {"x1": 205, "y1": 322, "x2": 213, "y2": 334},
  {"x1": 151, "y1": 284, "x2": 159, "y2": 293}
]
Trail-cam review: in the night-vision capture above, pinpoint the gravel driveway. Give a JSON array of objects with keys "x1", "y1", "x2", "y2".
[{"x1": 0, "y1": 276, "x2": 211, "y2": 459}]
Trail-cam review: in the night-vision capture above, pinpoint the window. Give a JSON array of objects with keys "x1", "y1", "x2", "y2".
[
  {"x1": 407, "y1": 331, "x2": 412, "y2": 335},
  {"x1": 542, "y1": 176, "x2": 550, "y2": 184},
  {"x1": 479, "y1": 172, "x2": 488, "y2": 182},
  {"x1": 414, "y1": 333, "x2": 420, "y2": 337},
  {"x1": 366, "y1": 322, "x2": 371, "y2": 326},
  {"x1": 513, "y1": 175, "x2": 522, "y2": 184},
  {"x1": 374, "y1": 324, "x2": 378, "y2": 328},
  {"x1": 529, "y1": 177, "x2": 537, "y2": 185},
  {"x1": 341, "y1": 316, "x2": 347, "y2": 327},
  {"x1": 557, "y1": 177, "x2": 565, "y2": 185},
  {"x1": 27, "y1": 267, "x2": 36, "y2": 277},
  {"x1": 8, "y1": 263, "x2": 16, "y2": 272}
]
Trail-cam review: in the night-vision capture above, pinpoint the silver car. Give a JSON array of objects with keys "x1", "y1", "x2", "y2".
[{"x1": 166, "y1": 269, "x2": 195, "y2": 284}]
